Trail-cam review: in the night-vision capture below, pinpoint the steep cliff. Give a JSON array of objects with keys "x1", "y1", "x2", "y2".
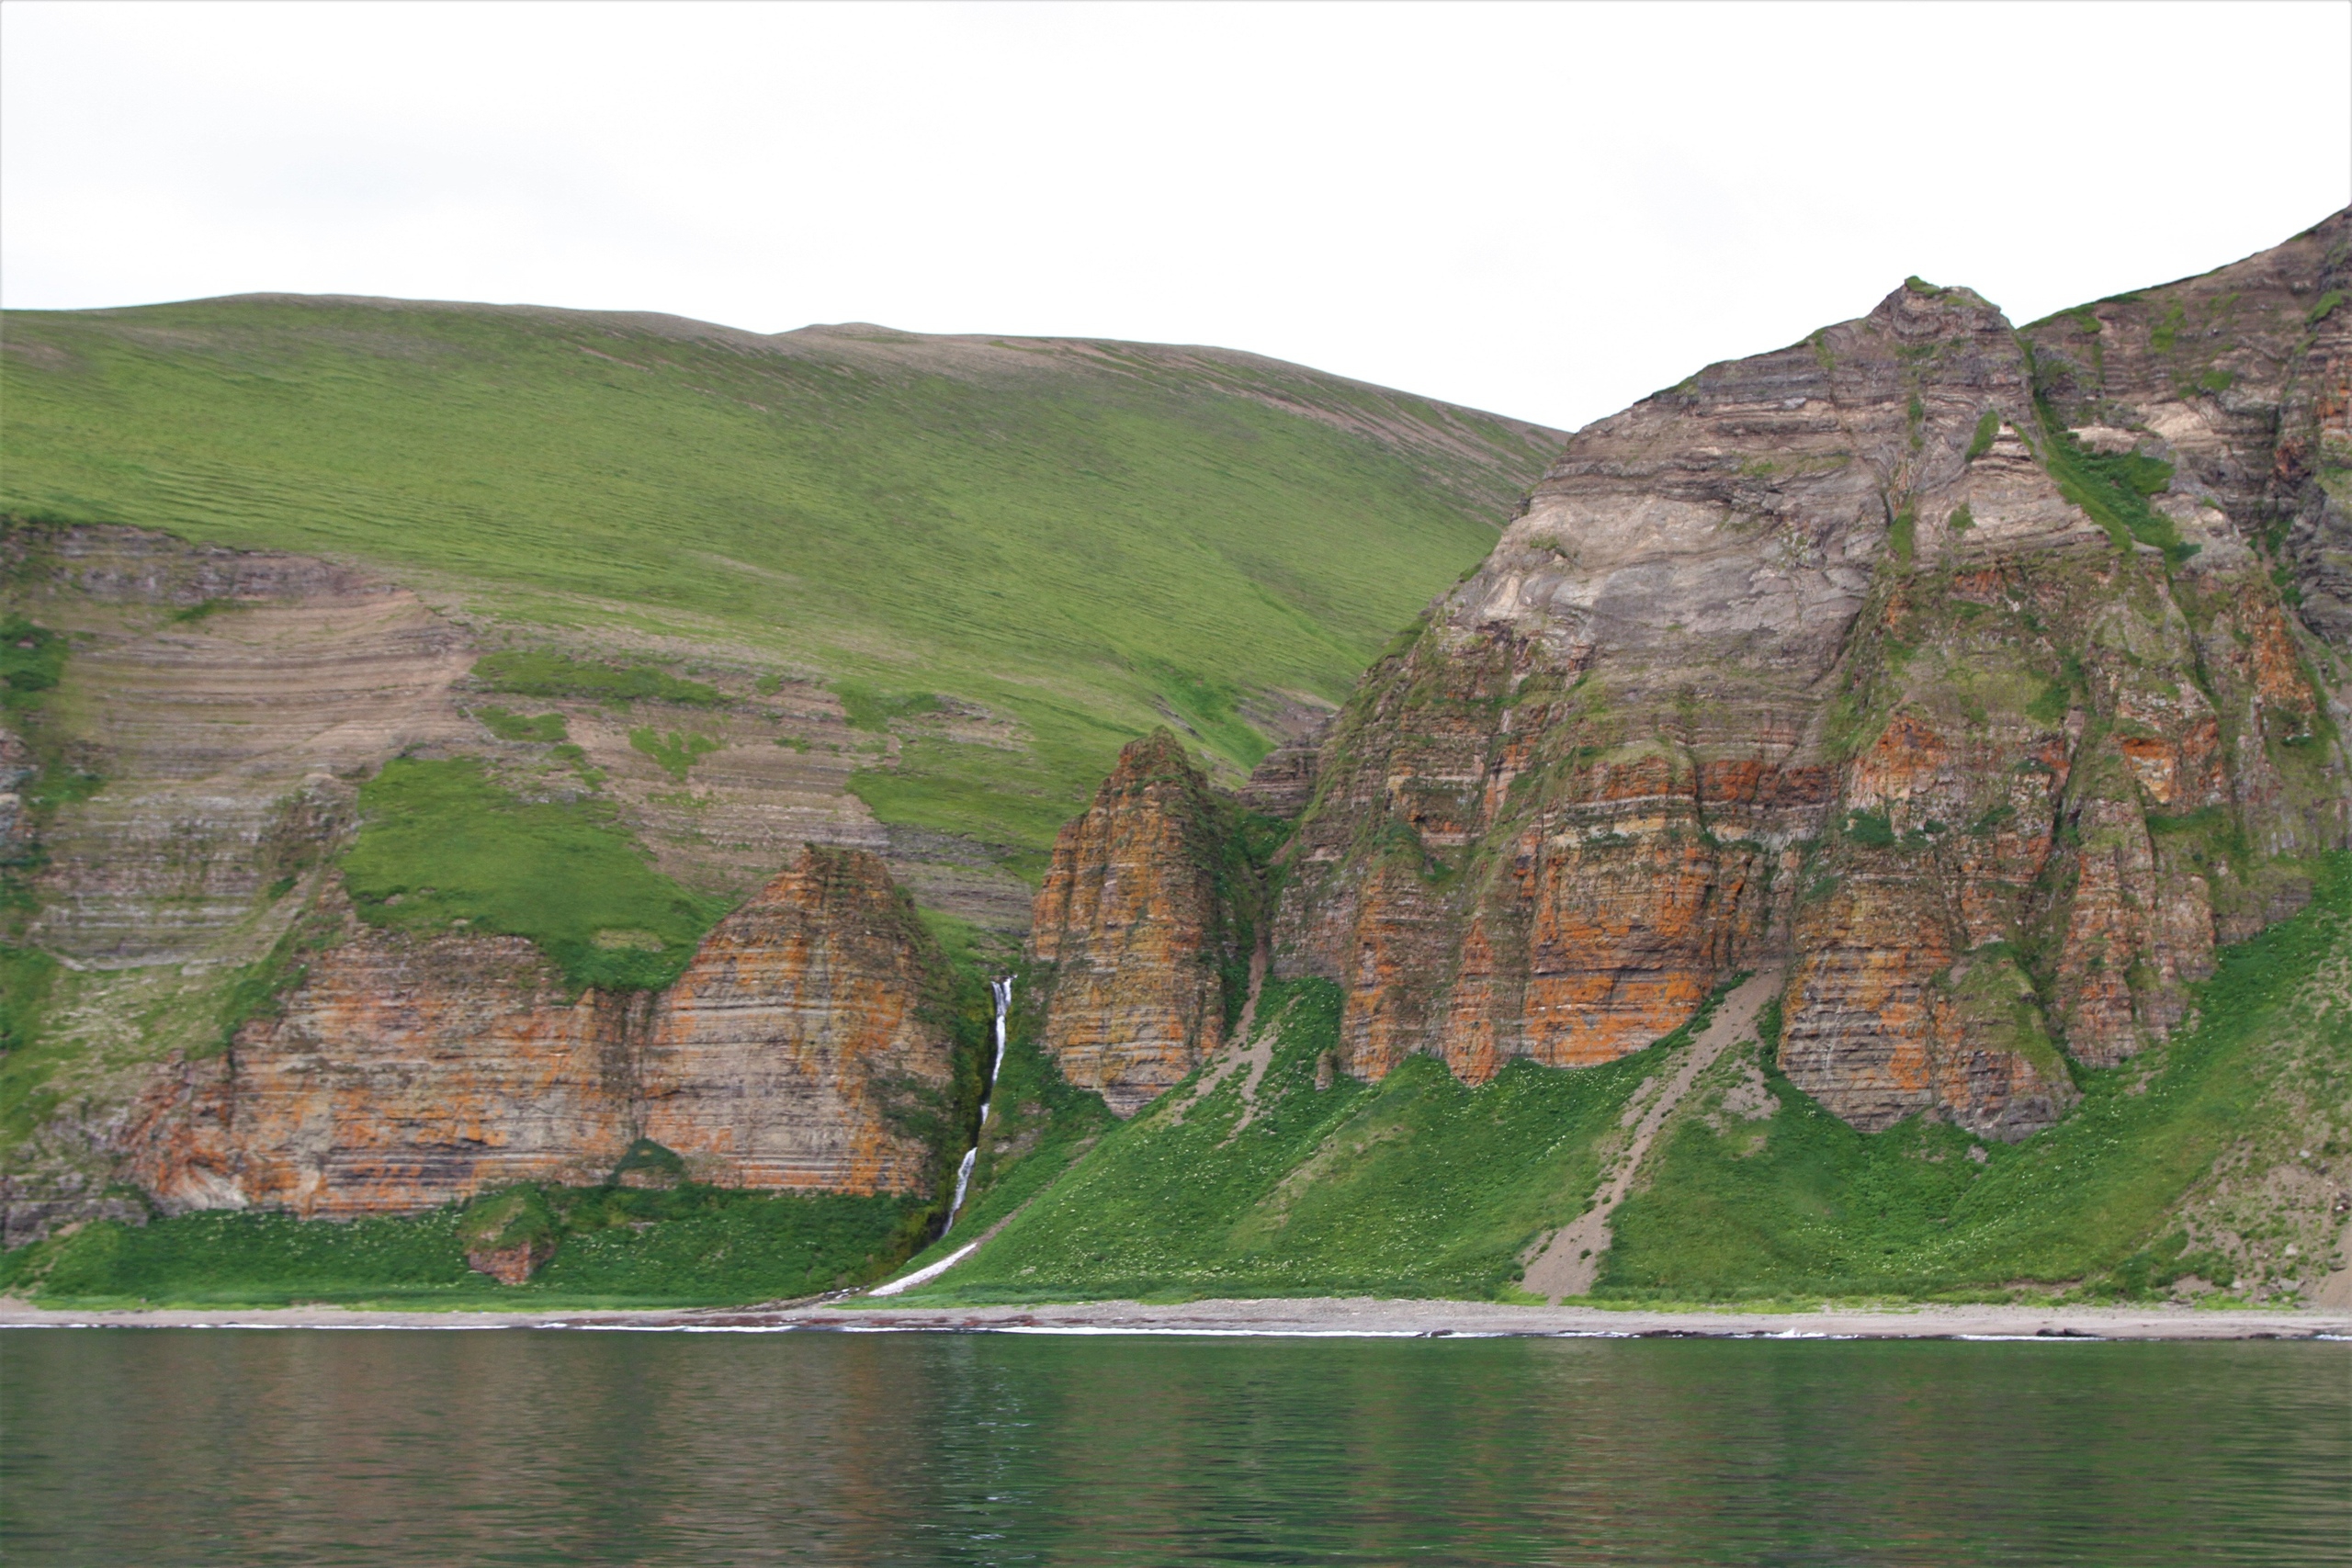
[
  {"x1": 1027, "y1": 730, "x2": 1270, "y2": 1116},
  {"x1": 0, "y1": 522, "x2": 981, "y2": 1240},
  {"x1": 2023, "y1": 214, "x2": 2352, "y2": 653},
  {"x1": 639, "y1": 845, "x2": 959, "y2": 1192},
  {"x1": 125, "y1": 889, "x2": 641, "y2": 1216},
  {"x1": 1273, "y1": 212, "x2": 2349, "y2": 1141},
  {"x1": 124, "y1": 847, "x2": 959, "y2": 1219}
]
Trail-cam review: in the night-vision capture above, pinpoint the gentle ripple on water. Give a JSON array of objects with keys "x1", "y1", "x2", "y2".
[{"x1": 1, "y1": 1328, "x2": 2345, "y2": 1566}]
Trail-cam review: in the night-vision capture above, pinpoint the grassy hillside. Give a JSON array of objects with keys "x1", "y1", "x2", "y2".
[
  {"x1": 894, "y1": 978, "x2": 1659, "y2": 1303},
  {"x1": 0, "y1": 298, "x2": 1559, "y2": 854},
  {"x1": 884, "y1": 854, "x2": 2352, "y2": 1308},
  {"x1": 1601, "y1": 855, "x2": 2352, "y2": 1303}
]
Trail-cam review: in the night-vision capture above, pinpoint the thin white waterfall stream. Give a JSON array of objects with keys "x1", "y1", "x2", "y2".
[
  {"x1": 943, "y1": 976, "x2": 1012, "y2": 1235},
  {"x1": 867, "y1": 976, "x2": 1011, "y2": 1295}
]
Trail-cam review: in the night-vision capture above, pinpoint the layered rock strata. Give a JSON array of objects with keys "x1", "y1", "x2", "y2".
[
  {"x1": 1028, "y1": 730, "x2": 1253, "y2": 1115},
  {"x1": 125, "y1": 847, "x2": 957, "y2": 1217},
  {"x1": 639, "y1": 844, "x2": 958, "y2": 1191},
  {"x1": 1273, "y1": 215, "x2": 2349, "y2": 1140},
  {"x1": 4, "y1": 523, "x2": 473, "y2": 970},
  {"x1": 2024, "y1": 211, "x2": 2352, "y2": 658},
  {"x1": 0, "y1": 522, "x2": 998, "y2": 1240},
  {"x1": 125, "y1": 890, "x2": 642, "y2": 1215}
]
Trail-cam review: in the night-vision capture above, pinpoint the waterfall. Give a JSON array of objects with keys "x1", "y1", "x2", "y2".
[{"x1": 942, "y1": 976, "x2": 1012, "y2": 1235}]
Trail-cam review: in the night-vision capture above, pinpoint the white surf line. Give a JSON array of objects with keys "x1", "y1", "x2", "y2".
[{"x1": 1521, "y1": 967, "x2": 1786, "y2": 1303}]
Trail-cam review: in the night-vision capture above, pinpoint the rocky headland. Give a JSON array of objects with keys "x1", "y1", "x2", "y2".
[
  {"x1": 2, "y1": 211, "x2": 2346, "y2": 1309},
  {"x1": 1270, "y1": 213, "x2": 2348, "y2": 1142}
]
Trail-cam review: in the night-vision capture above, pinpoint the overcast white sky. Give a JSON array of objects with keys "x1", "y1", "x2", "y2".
[{"x1": 4, "y1": 1, "x2": 2347, "y2": 431}]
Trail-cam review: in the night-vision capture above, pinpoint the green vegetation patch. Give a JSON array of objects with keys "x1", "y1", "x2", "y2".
[
  {"x1": 473, "y1": 650, "x2": 720, "y2": 708},
  {"x1": 0, "y1": 1186, "x2": 922, "y2": 1308},
  {"x1": 0, "y1": 614, "x2": 101, "y2": 813},
  {"x1": 2037, "y1": 419, "x2": 2188, "y2": 563},
  {"x1": 833, "y1": 680, "x2": 944, "y2": 733},
  {"x1": 1604, "y1": 852, "x2": 2351, "y2": 1300},
  {"x1": 1964, "y1": 409, "x2": 2002, "y2": 460},
  {"x1": 900, "y1": 978, "x2": 1656, "y2": 1303},
  {"x1": 0, "y1": 942, "x2": 57, "y2": 1055},
  {"x1": 476, "y1": 706, "x2": 568, "y2": 743},
  {"x1": 846, "y1": 704, "x2": 1136, "y2": 870},
  {"x1": 628, "y1": 726, "x2": 720, "y2": 781},
  {"x1": 0, "y1": 613, "x2": 105, "y2": 928},
  {"x1": 0, "y1": 613, "x2": 66, "y2": 716},
  {"x1": 341, "y1": 756, "x2": 729, "y2": 989},
  {"x1": 201, "y1": 925, "x2": 312, "y2": 1061},
  {"x1": 0, "y1": 944, "x2": 63, "y2": 1138},
  {"x1": 1131, "y1": 660, "x2": 1272, "y2": 769}
]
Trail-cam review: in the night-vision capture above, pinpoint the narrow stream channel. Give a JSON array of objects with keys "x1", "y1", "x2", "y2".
[{"x1": 942, "y1": 976, "x2": 1012, "y2": 1235}]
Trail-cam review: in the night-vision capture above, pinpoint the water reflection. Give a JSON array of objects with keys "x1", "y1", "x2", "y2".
[{"x1": 3, "y1": 1328, "x2": 2344, "y2": 1565}]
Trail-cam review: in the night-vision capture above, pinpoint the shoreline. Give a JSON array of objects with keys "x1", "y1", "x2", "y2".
[{"x1": 3, "y1": 1296, "x2": 2344, "y2": 1340}]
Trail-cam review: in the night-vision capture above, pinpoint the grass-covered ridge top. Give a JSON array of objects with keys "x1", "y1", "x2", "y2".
[{"x1": 0, "y1": 295, "x2": 1562, "y2": 852}]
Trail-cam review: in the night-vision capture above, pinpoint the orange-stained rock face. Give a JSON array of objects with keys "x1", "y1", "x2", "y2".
[
  {"x1": 124, "y1": 901, "x2": 640, "y2": 1217},
  {"x1": 125, "y1": 848, "x2": 957, "y2": 1217},
  {"x1": 1272, "y1": 228, "x2": 2349, "y2": 1142},
  {"x1": 1027, "y1": 730, "x2": 1232, "y2": 1116},
  {"x1": 638, "y1": 845, "x2": 956, "y2": 1191}
]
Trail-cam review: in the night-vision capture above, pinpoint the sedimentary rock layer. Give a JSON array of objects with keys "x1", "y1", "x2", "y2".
[
  {"x1": 1028, "y1": 730, "x2": 1241, "y2": 1116},
  {"x1": 639, "y1": 845, "x2": 958, "y2": 1191},
  {"x1": 1273, "y1": 212, "x2": 2350, "y2": 1140},
  {"x1": 125, "y1": 892, "x2": 640, "y2": 1215},
  {"x1": 4, "y1": 524, "x2": 473, "y2": 970},
  {"x1": 125, "y1": 848, "x2": 957, "y2": 1217},
  {"x1": 2024, "y1": 212, "x2": 2352, "y2": 655}
]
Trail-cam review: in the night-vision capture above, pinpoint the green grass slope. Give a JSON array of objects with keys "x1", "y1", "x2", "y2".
[
  {"x1": 0, "y1": 298, "x2": 1559, "y2": 854},
  {"x1": 341, "y1": 756, "x2": 735, "y2": 991},
  {"x1": 894, "y1": 978, "x2": 1658, "y2": 1303},
  {"x1": 1601, "y1": 853, "x2": 2352, "y2": 1305},
  {"x1": 885, "y1": 854, "x2": 2350, "y2": 1309}
]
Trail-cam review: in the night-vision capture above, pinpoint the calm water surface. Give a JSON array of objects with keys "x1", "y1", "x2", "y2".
[{"x1": 2, "y1": 1328, "x2": 2345, "y2": 1565}]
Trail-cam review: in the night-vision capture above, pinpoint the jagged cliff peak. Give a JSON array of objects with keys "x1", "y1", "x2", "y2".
[
  {"x1": 1273, "y1": 217, "x2": 2348, "y2": 1140},
  {"x1": 1028, "y1": 729, "x2": 1267, "y2": 1116},
  {"x1": 639, "y1": 842, "x2": 960, "y2": 1194}
]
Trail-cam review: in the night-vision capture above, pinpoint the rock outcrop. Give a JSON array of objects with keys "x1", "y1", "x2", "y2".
[
  {"x1": 1028, "y1": 730, "x2": 1254, "y2": 1115},
  {"x1": 1272, "y1": 214, "x2": 2350, "y2": 1141},
  {"x1": 2024, "y1": 212, "x2": 2352, "y2": 657},
  {"x1": 639, "y1": 845, "x2": 958, "y2": 1191},
  {"x1": 124, "y1": 848, "x2": 958, "y2": 1217},
  {"x1": 0, "y1": 522, "x2": 985, "y2": 1239},
  {"x1": 5, "y1": 523, "x2": 473, "y2": 971},
  {"x1": 125, "y1": 890, "x2": 640, "y2": 1215}
]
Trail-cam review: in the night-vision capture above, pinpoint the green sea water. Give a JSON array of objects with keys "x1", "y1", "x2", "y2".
[{"x1": 1, "y1": 1329, "x2": 2343, "y2": 1565}]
